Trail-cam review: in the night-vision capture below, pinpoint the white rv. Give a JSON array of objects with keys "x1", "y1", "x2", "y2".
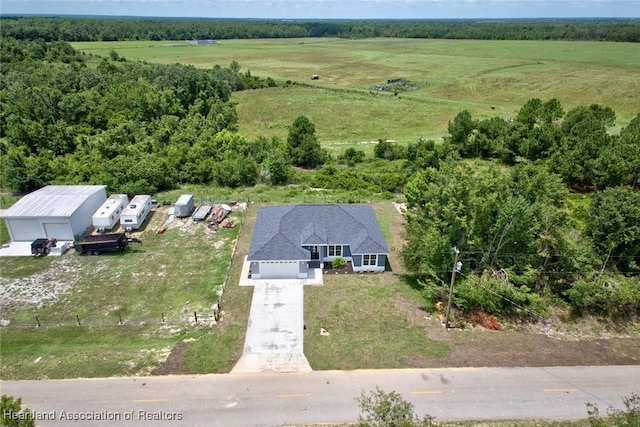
[
  {"x1": 92, "y1": 194, "x2": 129, "y2": 232},
  {"x1": 174, "y1": 194, "x2": 194, "y2": 218},
  {"x1": 120, "y1": 195, "x2": 152, "y2": 231}
]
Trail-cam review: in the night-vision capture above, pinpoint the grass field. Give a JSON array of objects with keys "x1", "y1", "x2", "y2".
[{"x1": 72, "y1": 38, "x2": 640, "y2": 146}]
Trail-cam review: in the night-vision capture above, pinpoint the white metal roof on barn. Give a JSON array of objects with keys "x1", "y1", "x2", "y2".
[{"x1": 2, "y1": 185, "x2": 107, "y2": 218}]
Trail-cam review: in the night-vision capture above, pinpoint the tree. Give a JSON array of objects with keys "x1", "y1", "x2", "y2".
[
  {"x1": 406, "y1": 139, "x2": 444, "y2": 170},
  {"x1": 516, "y1": 98, "x2": 543, "y2": 128},
  {"x1": 266, "y1": 152, "x2": 290, "y2": 185},
  {"x1": 403, "y1": 163, "x2": 572, "y2": 295},
  {"x1": 595, "y1": 114, "x2": 640, "y2": 188},
  {"x1": 550, "y1": 117, "x2": 612, "y2": 188},
  {"x1": 541, "y1": 98, "x2": 564, "y2": 124},
  {"x1": 1, "y1": 395, "x2": 35, "y2": 427},
  {"x1": 561, "y1": 104, "x2": 616, "y2": 134},
  {"x1": 588, "y1": 186, "x2": 640, "y2": 273},
  {"x1": 374, "y1": 140, "x2": 407, "y2": 160},
  {"x1": 447, "y1": 110, "x2": 476, "y2": 147},
  {"x1": 338, "y1": 147, "x2": 365, "y2": 166},
  {"x1": 356, "y1": 387, "x2": 435, "y2": 427},
  {"x1": 287, "y1": 115, "x2": 325, "y2": 168},
  {"x1": 2, "y1": 146, "x2": 52, "y2": 192}
]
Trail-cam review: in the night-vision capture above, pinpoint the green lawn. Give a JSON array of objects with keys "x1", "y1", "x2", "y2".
[{"x1": 304, "y1": 273, "x2": 450, "y2": 370}]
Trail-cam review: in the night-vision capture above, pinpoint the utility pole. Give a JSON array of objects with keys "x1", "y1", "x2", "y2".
[{"x1": 444, "y1": 248, "x2": 460, "y2": 329}]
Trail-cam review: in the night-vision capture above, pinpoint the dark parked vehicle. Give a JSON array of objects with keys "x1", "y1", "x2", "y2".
[
  {"x1": 31, "y1": 238, "x2": 57, "y2": 256},
  {"x1": 74, "y1": 233, "x2": 141, "y2": 255}
]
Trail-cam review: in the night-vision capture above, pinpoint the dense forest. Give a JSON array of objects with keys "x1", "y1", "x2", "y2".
[
  {"x1": 1, "y1": 37, "x2": 638, "y2": 321},
  {"x1": 1, "y1": 16, "x2": 639, "y2": 42}
]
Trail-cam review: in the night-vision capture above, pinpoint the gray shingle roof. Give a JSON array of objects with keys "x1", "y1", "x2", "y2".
[
  {"x1": 2, "y1": 185, "x2": 107, "y2": 218},
  {"x1": 248, "y1": 204, "x2": 388, "y2": 261}
]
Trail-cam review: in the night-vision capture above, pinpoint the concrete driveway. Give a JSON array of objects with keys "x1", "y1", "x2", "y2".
[
  {"x1": 232, "y1": 257, "x2": 322, "y2": 373},
  {"x1": 231, "y1": 280, "x2": 312, "y2": 373}
]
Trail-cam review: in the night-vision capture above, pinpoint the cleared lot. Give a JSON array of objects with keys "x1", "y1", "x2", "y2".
[{"x1": 0, "y1": 201, "x2": 244, "y2": 379}]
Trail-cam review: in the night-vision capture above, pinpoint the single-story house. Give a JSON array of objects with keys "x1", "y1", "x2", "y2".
[
  {"x1": 2, "y1": 185, "x2": 107, "y2": 242},
  {"x1": 248, "y1": 204, "x2": 388, "y2": 279}
]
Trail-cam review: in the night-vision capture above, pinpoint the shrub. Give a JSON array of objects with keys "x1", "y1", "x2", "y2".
[
  {"x1": 338, "y1": 147, "x2": 365, "y2": 166},
  {"x1": 356, "y1": 387, "x2": 436, "y2": 427},
  {"x1": 1, "y1": 395, "x2": 34, "y2": 427},
  {"x1": 332, "y1": 257, "x2": 346, "y2": 269},
  {"x1": 565, "y1": 276, "x2": 640, "y2": 318},
  {"x1": 587, "y1": 392, "x2": 640, "y2": 427}
]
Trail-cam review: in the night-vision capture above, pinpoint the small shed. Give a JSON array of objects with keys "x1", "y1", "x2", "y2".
[
  {"x1": 120, "y1": 195, "x2": 152, "y2": 231},
  {"x1": 92, "y1": 194, "x2": 129, "y2": 232},
  {"x1": 174, "y1": 194, "x2": 195, "y2": 218},
  {"x1": 1, "y1": 185, "x2": 107, "y2": 242}
]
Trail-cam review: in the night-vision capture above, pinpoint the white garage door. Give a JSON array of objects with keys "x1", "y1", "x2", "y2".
[
  {"x1": 259, "y1": 261, "x2": 299, "y2": 279},
  {"x1": 43, "y1": 222, "x2": 74, "y2": 241},
  {"x1": 6, "y1": 219, "x2": 42, "y2": 241}
]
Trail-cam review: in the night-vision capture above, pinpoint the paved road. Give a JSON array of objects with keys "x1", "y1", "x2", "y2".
[{"x1": 2, "y1": 366, "x2": 639, "y2": 426}]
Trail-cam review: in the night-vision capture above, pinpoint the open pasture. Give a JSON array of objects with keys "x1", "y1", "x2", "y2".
[{"x1": 73, "y1": 38, "x2": 640, "y2": 146}]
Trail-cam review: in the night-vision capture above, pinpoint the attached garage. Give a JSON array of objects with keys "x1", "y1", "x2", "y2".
[
  {"x1": 2, "y1": 185, "x2": 107, "y2": 242},
  {"x1": 254, "y1": 261, "x2": 300, "y2": 279}
]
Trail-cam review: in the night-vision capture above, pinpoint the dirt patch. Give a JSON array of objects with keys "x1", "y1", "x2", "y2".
[
  {"x1": 393, "y1": 293, "x2": 640, "y2": 368},
  {"x1": 0, "y1": 256, "x2": 79, "y2": 318},
  {"x1": 152, "y1": 341, "x2": 188, "y2": 375}
]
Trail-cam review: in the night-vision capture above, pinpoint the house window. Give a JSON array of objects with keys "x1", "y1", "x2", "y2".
[
  {"x1": 363, "y1": 254, "x2": 377, "y2": 266},
  {"x1": 328, "y1": 245, "x2": 342, "y2": 257}
]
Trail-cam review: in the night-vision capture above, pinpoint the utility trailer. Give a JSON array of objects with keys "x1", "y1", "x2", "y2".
[
  {"x1": 31, "y1": 238, "x2": 57, "y2": 256},
  {"x1": 192, "y1": 198, "x2": 213, "y2": 222},
  {"x1": 174, "y1": 194, "x2": 194, "y2": 218},
  {"x1": 74, "y1": 233, "x2": 142, "y2": 255}
]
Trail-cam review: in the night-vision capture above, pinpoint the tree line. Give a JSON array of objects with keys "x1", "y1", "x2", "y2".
[
  {"x1": 1, "y1": 16, "x2": 639, "y2": 42},
  {"x1": 401, "y1": 103, "x2": 640, "y2": 321}
]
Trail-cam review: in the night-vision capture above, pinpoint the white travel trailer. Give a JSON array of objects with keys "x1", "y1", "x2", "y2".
[
  {"x1": 92, "y1": 194, "x2": 129, "y2": 232},
  {"x1": 174, "y1": 194, "x2": 194, "y2": 218},
  {"x1": 120, "y1": 195, "x2": 152, "y2": 231}
]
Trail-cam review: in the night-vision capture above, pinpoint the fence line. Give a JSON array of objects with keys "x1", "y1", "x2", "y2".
[
  {"x1": 214, "y1": 200, "x2": 248, "y2": 315},
  {"x1": 3, "y1": 203, "x2": 250, "y2": 330},
  {"x1": 3, "y1": 311, "x2": 218, "y2": 329}
]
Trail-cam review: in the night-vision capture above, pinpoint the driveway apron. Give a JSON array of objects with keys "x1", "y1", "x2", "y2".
[{"x1": 231, "y1": 280, "x2": 311, "y2": 373}]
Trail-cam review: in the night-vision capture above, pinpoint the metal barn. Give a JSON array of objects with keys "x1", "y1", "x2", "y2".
[{"x1": 2, "y1": 185, "x2": 107, "y2": 242}]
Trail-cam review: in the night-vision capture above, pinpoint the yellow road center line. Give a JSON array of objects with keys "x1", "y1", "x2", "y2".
[
  {"x1": 277, "y1": 393, "x2": 312, "y2": 398},
  {"x1": 544, "y1": 388, "x2": 579, "y2": 393},
  {"x1": 134, "y1": 398, "x2": 171, "y2": 403},
  {"x1": 410, "y1": 390, "x2": 445, "y2": 395}
]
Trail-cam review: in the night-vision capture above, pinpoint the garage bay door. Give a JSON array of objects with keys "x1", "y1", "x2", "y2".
[
  {"x1": 259, "y1": 261, "x2": 299, "y2": 279},
  {"x1": 6, "y1": 219, "x2": 42, "y2": 241},
  {"x1": 43, "y1": 222, "x2": 74, "y2": 241}
]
